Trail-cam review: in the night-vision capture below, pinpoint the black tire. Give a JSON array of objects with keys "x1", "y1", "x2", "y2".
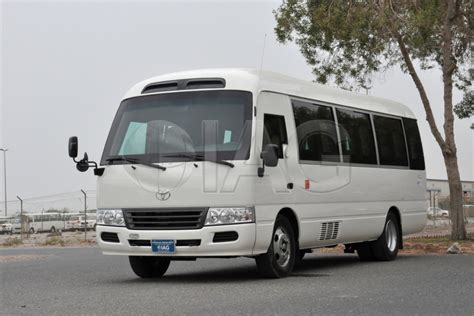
[
  {"x1": 255, "y1": 216, "x2": 296, "y2": 278},
  {"x1": 371, "y1": 213, "x2": 400, "y2": 261},
  {"x1": 129, "y1": 256, "x2": 171, "y2": 278},
  {"x1": 295, "y1": 249, "x2": 309, "y2": 266},
  {"x1": 50, "y1": 226, "x2": 56, "y2": 233},
  {"x1": 356, "y1": 242, "x2": 375, "y2": 261},
  {"x1": 29, "y1": 227, "x2": 35, "y2": 234}
]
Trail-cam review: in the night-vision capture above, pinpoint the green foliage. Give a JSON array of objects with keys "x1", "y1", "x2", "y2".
[
  {"x1": 274, "y1": 0, "x2": 472, "y2": 90},
  {"x1": 454, "y1": 91, "x2": 473, "y2": 119}
]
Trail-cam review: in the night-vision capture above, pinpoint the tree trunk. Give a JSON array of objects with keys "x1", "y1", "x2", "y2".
[{"x1": 443, "y1": 152, "x2": 467, "y2": 240}]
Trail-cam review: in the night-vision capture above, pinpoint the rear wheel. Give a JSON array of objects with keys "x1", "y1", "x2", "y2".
[
  {"x1": 255, "y1": 216, "x2": 296, "y2": 278},
  {"x1": 371, "y1": 213, "x2": 400, "y2": 261},
  {"x1": 129, "y1": 256, "x2": 171, "y2": 278},
  {"x1": 50, "y1": 226, "x2": 56, "y2": 233},
  {"x1": 29, "y1": 227, "x2": 35, "y2": 234}
]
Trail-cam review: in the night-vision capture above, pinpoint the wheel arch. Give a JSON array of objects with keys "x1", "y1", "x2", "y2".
[
  {"x1": 277, "y1": 207, "x2": 300, "y2": 248},
  {"x1": 388, "y1": 206, "x2": 403, "y2": 249}
]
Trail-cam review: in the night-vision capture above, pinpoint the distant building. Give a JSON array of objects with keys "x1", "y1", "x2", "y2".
[{"x1": 426, "y1": 178, "x2": 473, "y2": 199}]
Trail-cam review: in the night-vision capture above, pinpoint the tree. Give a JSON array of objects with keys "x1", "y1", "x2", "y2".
[
  {"x1": 454, "y1": 91, "x2": 473, "y2": 119},
  {"x1": 275, "y1": 0, "x2": 472, "y2": 240}
]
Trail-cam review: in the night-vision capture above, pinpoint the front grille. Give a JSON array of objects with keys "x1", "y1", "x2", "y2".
[
  {"x1": 123, "y1": 208, "x2": 207, "y2": 230},
  {"x1": 213, "y1": 231, "x2": 239, "y2": 243},
  {"x1": 101, "y1": 232, "x2": 120, "y2": 243},
  {"x1": 128, "y1": 239, "x2": 201, "y2": 247}
]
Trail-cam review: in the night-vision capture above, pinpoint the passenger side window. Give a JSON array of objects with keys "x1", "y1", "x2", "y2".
[
  {"x1": 262, "y1": 114, "x2": 288, "y2": 158},
  {"x1": 292, "y1": 100, "x2": 340, "y2": 162},
  {"x1": 373, "y1": 116, "x2": 408, "y2": 166},
  {"x1": 336, "y1": 108, "x2": 377, "y2": 164},
  {"x1": 403, "y1": 118, "x2": 425, "y2": 170}
]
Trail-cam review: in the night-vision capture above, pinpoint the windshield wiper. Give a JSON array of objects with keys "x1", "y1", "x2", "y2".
[
  {"x1": 164, "y1": 154, "x2": 234, "y2": 168},
  {"x1": 105, "y1": 157, "x2": 166, "y2": 171}
]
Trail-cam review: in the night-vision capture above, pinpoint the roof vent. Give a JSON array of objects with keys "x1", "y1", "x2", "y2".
[
  {"x1": 141, "y1": 78, "x2": 226, "y2": 94},
  {"x1": 142, "y1": 81, "x2": 179, "y2": 94},
  {"x1": 185, "y1": 78, "x2": 225, "y2": 89}
]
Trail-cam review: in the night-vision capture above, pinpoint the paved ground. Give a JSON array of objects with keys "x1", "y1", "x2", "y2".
[{"x1": 1, "y1": 247, "x2": 473, "y2": 315}]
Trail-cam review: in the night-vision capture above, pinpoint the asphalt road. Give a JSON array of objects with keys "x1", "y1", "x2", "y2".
[{"x1": 1, "y1": 247, "x2": 473, "y2": 315}]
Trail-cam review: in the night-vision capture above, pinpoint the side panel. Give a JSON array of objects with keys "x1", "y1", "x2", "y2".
[{"x1": 253, "y1": 92, "x2": 426, "y2": 254}]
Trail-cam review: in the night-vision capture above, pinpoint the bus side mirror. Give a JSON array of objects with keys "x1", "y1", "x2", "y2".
[
  {"x1": 68, "y1": 136, "x2": 104, "y2": 176},
  {"x1": 261, "y1": 144, "x2": 279, "y2": 167},
  {"x1": 258, "y1": 144, "x2": 279, "y2": 177},
  {"x1": 69, "y1": 136, "x2": 78, "y2": 158}
]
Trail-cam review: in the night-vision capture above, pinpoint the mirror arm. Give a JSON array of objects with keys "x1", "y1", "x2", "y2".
[
  {"x1": 73, "y1": 154, "x2": 104, "y2": 176},
  {"x1": 258, "y1": 153, "x2": 265, "y2": 177},
  {"x1": 258, "y1": 164, "x2": 265, "y2": 177}
]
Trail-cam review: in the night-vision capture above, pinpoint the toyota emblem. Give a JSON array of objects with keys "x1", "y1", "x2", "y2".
[{"x1": 156, "y1": 189, "x2": 171, "y2": 201}]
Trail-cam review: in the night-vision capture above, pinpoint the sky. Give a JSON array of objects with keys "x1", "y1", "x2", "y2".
[{"x1": 1, "y1": 0, "x2": 473, "y2": 207}]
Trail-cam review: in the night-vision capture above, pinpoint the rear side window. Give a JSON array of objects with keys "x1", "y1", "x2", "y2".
[
  {"x1": 292, "y1": 100, "x2": 340, "y2": 162},
  {"x1": 403, "y1": 118, "x2": 425, "y2": 170},
  {"x1": 262, "y1": 114, "x2": 288, "y2": 158},
  {"x1": 373, "y1": 116, "x2": 409, "y2": 166},
  {"x1": 336, "y1": 109, "x2": 377, "y2": 164}
]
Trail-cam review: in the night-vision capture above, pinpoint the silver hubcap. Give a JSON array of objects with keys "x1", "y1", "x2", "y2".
[
  {"x1": 385, "y1": 220, "x2": 397, "y2": 252},
  {"x1": 273, "y1": 227, "x2": 291, "y2": 267}
]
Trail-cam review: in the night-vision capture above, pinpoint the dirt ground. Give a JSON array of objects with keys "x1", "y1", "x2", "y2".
[{"x1": 0, "y1": 230, "x2": 96, "y2": 248}]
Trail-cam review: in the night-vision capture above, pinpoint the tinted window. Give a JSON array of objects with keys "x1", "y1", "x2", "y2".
[
  {"x1": 336, "y1": 109, "x2": 377, "y2": 164},
  {"x1": 403, "y1": 118, "x2": 425, "y2": 170},
  {"x1": 373, "y1": 116, "x2": 408, "y2": 166},
  {"x1": 292, "y1": 100, "x2": 340, "y2": 162},
  {"x1": 263, "y1": 114, "x2": 288, "y2": 158}
]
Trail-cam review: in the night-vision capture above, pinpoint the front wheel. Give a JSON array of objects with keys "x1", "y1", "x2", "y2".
[
  {"x1": 129, "y1": 256, "x2": 171, "y2": 278},
  {"x1": 255, "y1": 216, "x2": 296, "y2": 278}
]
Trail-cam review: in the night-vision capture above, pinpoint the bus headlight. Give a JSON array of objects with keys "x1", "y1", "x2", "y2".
[
  {"x1": 97, "y1": 209, "x2": 125, "y2": 226},
  {"x1": 204, "y1": 207, "x2": 254, "y2": 226}
]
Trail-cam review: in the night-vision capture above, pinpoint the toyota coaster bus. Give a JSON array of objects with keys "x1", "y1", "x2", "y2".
[{"x1": 68, "y1": 69, "x2": 426, "y2": 278}]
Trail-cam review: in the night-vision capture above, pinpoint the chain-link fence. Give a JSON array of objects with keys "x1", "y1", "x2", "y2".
[
  {"x1": 0, "y1": 190, "x2": 98, "y2": 245},
  {"x1": 0, "y1": 190, "x2": 96, "y2": 218}
]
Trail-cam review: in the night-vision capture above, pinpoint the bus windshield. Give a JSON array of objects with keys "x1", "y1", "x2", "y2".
[{"x1": 101, "y1": 90, "x2": 253, "y2": 164}]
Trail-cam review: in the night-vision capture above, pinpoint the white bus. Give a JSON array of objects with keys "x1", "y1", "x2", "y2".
[
  {"x1": 12, "y1": 212, "x2": 65, "y2": 233},
  {"x1": 69, "y1": 69, "x2": 426, "y2": 278}
]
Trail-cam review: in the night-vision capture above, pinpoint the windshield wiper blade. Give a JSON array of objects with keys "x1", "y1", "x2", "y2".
[
  {"x1": 106, "y1": 157, "x2": 139, "y2": 163},
  {"x1": 105, "y1": 157, "x2": 166, "y2": 171},
  {"x1": 164, "y1": 154, "x2": 234, "y2": 168}
]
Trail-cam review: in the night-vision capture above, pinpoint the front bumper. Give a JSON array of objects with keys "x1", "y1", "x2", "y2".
[{"x1": 96, "y1": 223, "x2": 257, "y2": 257}]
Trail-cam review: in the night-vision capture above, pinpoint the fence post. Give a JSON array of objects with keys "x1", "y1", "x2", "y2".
[
  {"x1": 16, "y1": 196, "x2": 23, "y2": 241},
  {"x1": 81, "y1": 190, "x2": 87, "y2": 241}
]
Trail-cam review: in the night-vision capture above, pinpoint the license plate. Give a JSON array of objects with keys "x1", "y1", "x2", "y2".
[{"x1": 151, "y1": 240, "x2": 176, "y2": 254}]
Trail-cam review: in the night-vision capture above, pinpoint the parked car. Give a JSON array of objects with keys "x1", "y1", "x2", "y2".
[
  {"x1": 79, "y1": 216, "x2": 97, "y2": 231},
  {"x1": 67, "y1": 215, "x2": 96, "y2": 231},
  {"x1": 427, "y1": 207, "x2": 449, "y2": 218},
  {"x1": 66, "y1": 215, "x2": 83, "y2": 230},
  {"x1": 0, "y1": 220, "x2": 13, "y2": 234}
]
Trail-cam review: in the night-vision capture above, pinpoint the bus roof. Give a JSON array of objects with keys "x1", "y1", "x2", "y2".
[{"x1": 124, "y1": 68, "x2": 417, "y2": 119}]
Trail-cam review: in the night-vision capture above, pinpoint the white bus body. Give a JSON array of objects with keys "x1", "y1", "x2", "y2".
[
  {"x1": 85, "y1": 69, "x2": 426, "y2": 278},
  {"x1": 12, "y1": 212, "x2": 64, "y2": 233}
]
